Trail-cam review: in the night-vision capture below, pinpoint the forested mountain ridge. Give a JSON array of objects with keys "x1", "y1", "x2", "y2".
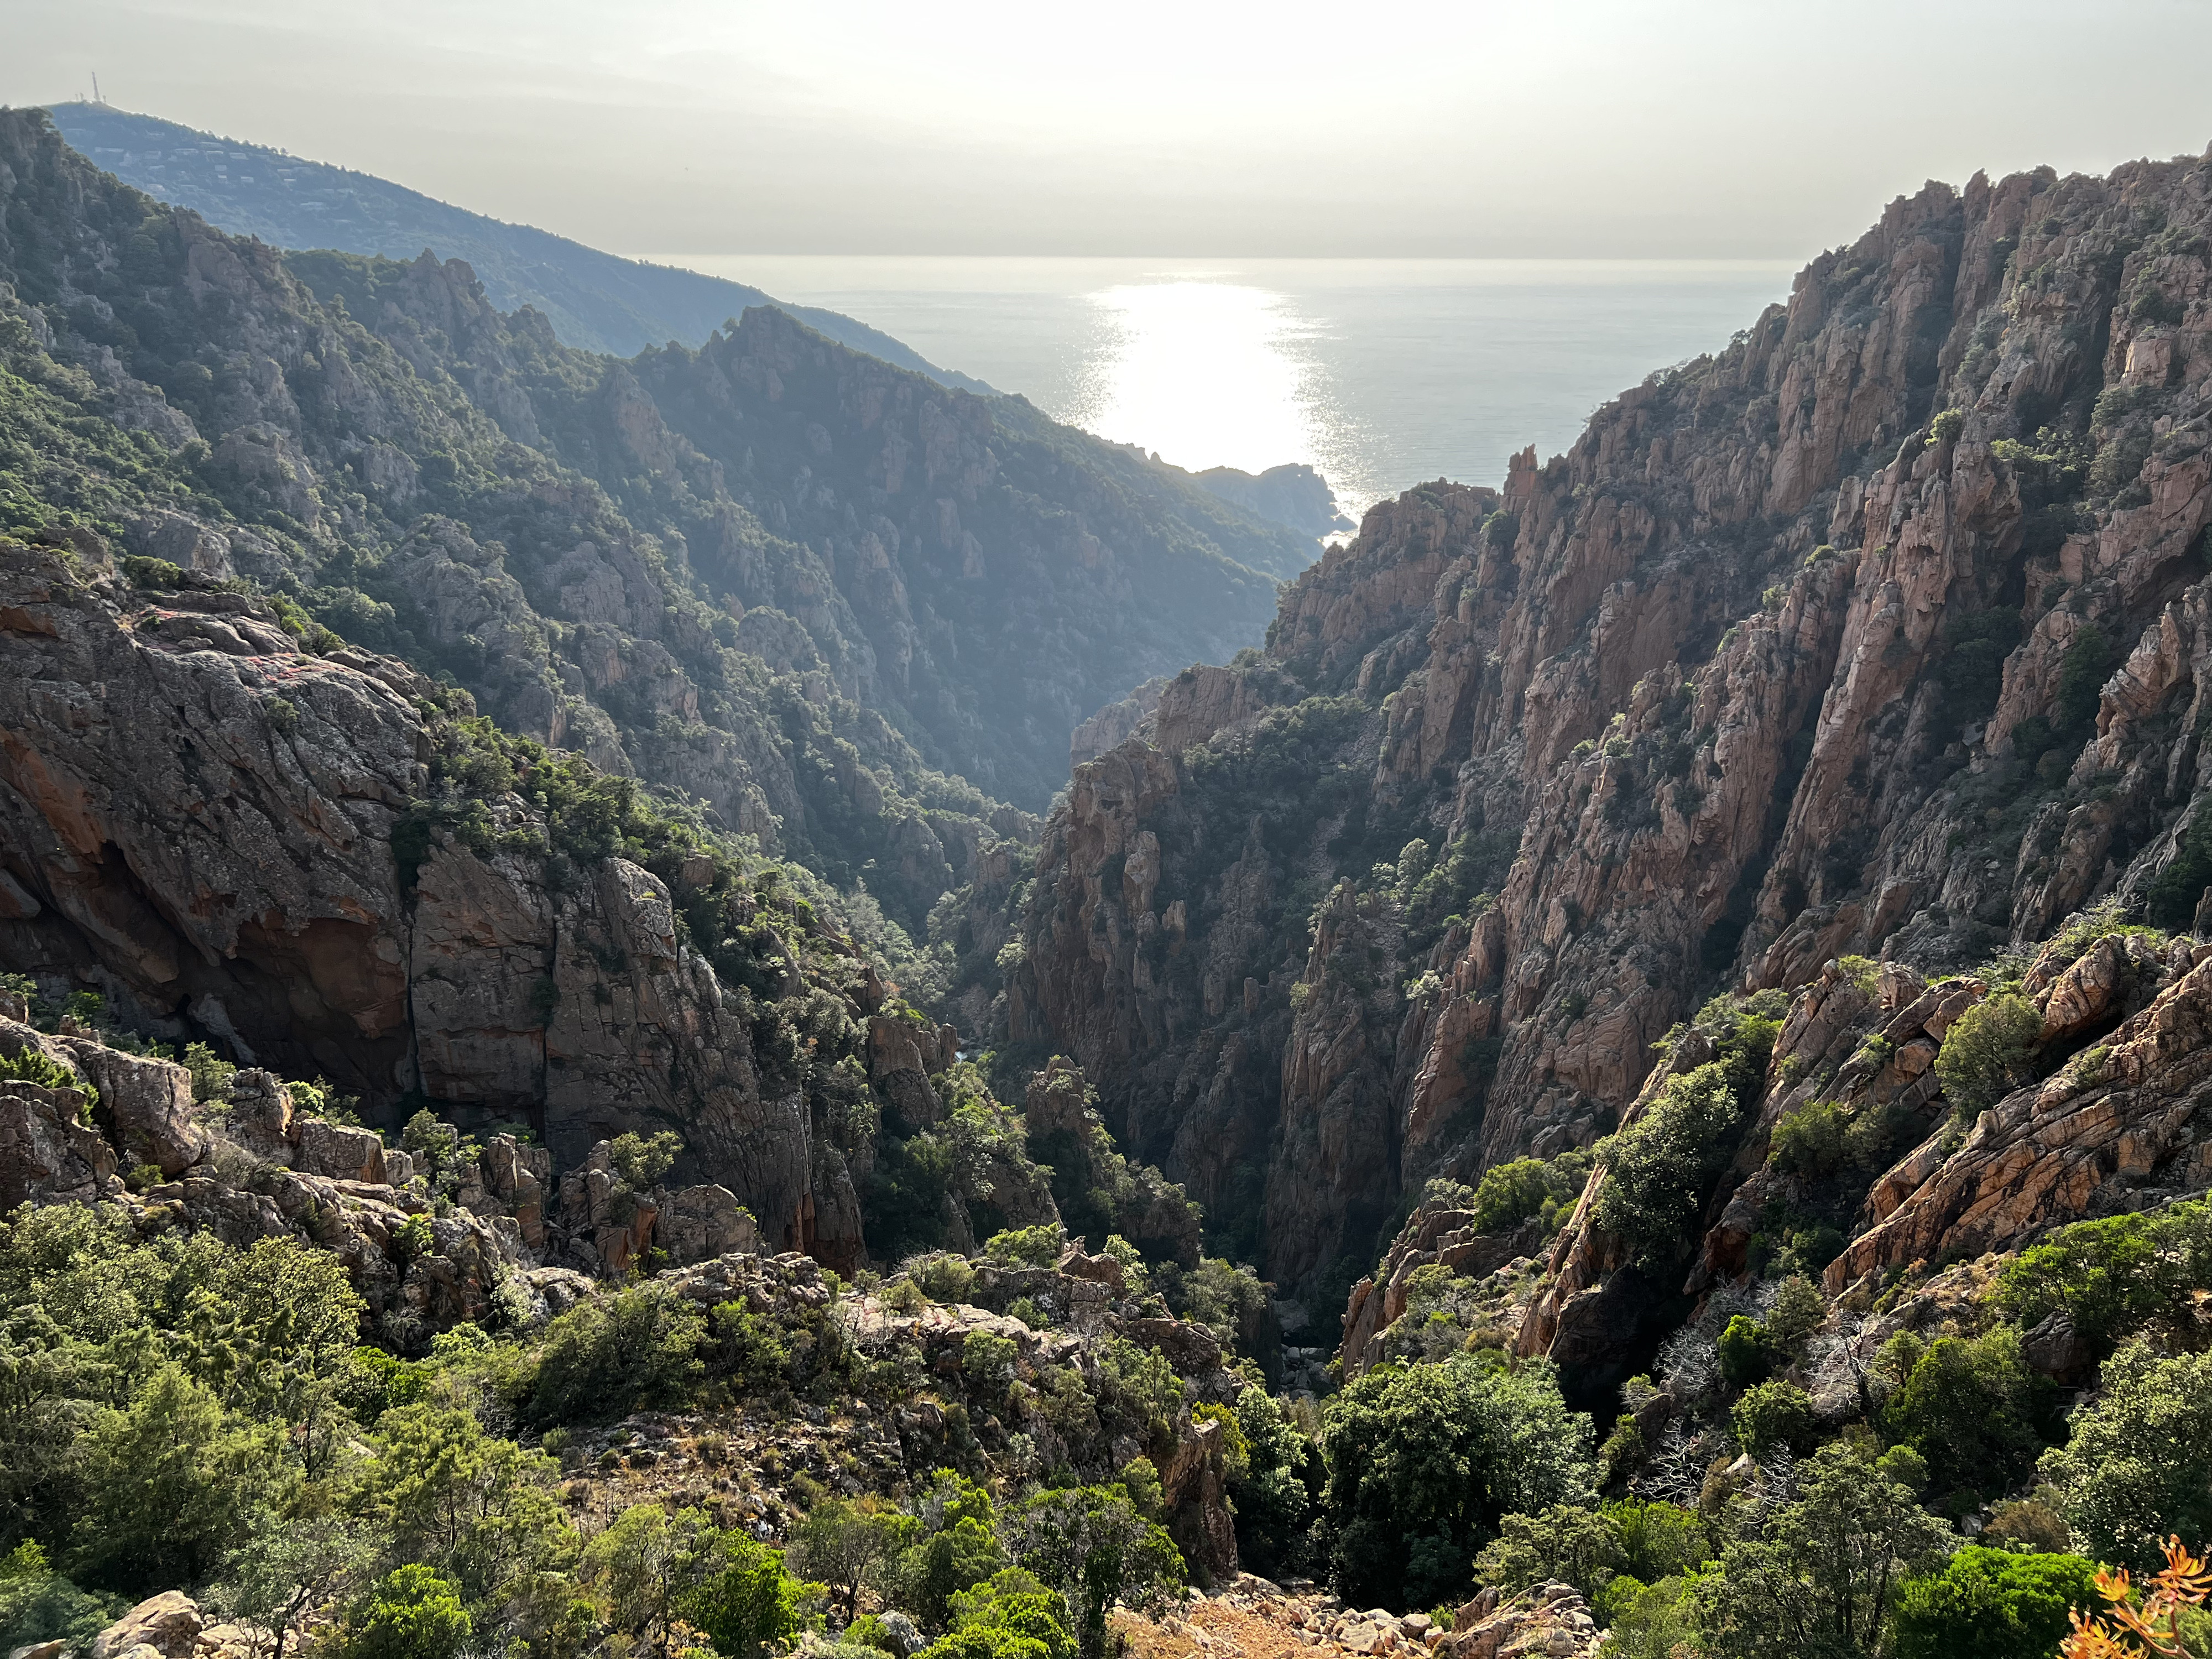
[
  {"x1": 0, "y1": 108, "x2": 1305, "y2": 926},
  {"x1": 44, "y1": 100, "x2": 995, "y2": 380},
  {"x1": 998, "y1": 146, "x2": 2212, "y2": 1314}
]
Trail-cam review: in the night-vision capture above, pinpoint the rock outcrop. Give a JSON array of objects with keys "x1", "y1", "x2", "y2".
[
  {"x1": 1009, "y1": 146, "x2": 2212, "y2": 1298},
  {"x1": 1514, "y1": 915, "x2": 2212, "y2": 1398},
  {"x1": 1438, "y1": 1584, "x2": 1604, "y2": 1659},
  {"x1": 1832, "y1": 941, "x2": 2212, "y2": 1284},
  {"x1": 0, "y1": 546, "x2": 940, "y2": 1264}
]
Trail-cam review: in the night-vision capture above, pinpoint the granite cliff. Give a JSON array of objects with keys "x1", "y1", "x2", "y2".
[
  {"x1": 1003, "y1": 146, "x2": 2212, "y2": 1312},
  {"x1": 0, "y1": 105, "x2": 1308, "y2": 968}
]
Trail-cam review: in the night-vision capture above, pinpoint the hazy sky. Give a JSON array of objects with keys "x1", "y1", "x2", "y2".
[{"x1": 9, "y1": 0, "x2": 2212, "y2": 258}]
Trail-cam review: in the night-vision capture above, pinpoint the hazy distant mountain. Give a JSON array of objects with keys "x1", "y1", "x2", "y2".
[{"x1": 44, "y1": 101, "x2": 994, "y2": 390}]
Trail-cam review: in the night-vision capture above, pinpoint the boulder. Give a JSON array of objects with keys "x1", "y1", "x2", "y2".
[
  {"x1": 56, "y1": 1037, "x2": 204, "y2": 1175},
  {"x1": 90, "y1": 1594, "x2": 202, "y2": 1659},
  {"x1": 2021, "y1": 1312, "x2": 2094, "y2": 1384},
  {"x1": 296, "y1": 1117, "x2": 388, "y2": 1183},
  {"x1": 0, "y1": 1079, "x2": 117, "y2": 1207},
  {"x1": 661, "y1": 1183, "x2": 760, "y2": 1265}
]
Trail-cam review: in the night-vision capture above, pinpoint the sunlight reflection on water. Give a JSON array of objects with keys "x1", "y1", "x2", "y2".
[
  {"x1": 1071, "y1": 279, "x2": 1353, "y2": 492},
  {"x1": 641, "y1": 255, "x2": 1798, "y2": 526}
]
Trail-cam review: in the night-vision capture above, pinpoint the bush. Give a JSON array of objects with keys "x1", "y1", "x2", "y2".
[
  {"x1": 0, "y1": 1046, "x2": 92, "y2": 1112},
  {"x1": 679, "y1": 1538, "x2": 809, "y2": 1659},
  {"x1": 1692, "y1": 1442, "x2": 1951, "y2": 1659},
  {"x1": 181, "y1": 1041, "x2": 237, "y2": 1103},
  {"x1": 0, "y1": 1542, "x2": 122, "y2": 1653},
  {"x1": 343, "y1": 1567, "x2": 471, "y2": 1659},
  {"x1": 528, "y1": 1285, "x2": 705, "y2": 1426},
  {"x1": 962, "y1": 1332, "x2": 1018, "y2": 1389},
  {"x1": 1934, "y1": 994, "x2": 2042, "y2": 1114},
  {"x1": 1595, "y1": 1574, "x2": 1700, "y2": 1656},
  {"x1": 1997, "y1": 1198, "x2": 2212, "y2": 1353},
  {"x1": 1717, "y1": 1316, "x2": 1769, "y2": 1389},
  {"x1": 2040, "y1": 1341, "x2": 2212, "y2": 1572},
  {"x1": 997, "y1": 1486, "x2": 1181, "y2": 1655},
  {"x1": 1732, "y1": 1381, "x2": 1817, "y2": 1458},
  {"x1": 1592, "y1": 1063, "x2": 1755, "y2": 1274},
  {"x1": 608, "y1": 1129, "x2": 682, "y2": 1190},
  {"x1": 1226, "y1": 1386, "x2": 1319, "y2": 1582},
  {"x1": 1767, "y1": 1099, "x2": 1898, "y2": 1180},
  {"x1": 984, "y1": 1227, "x2": 1065, "y2": 1269},
  {"x1": 913, "y1": 1253, "x2": 977, "y2": 1304},
  {"x1": 1891, "y1": 1545, "x2": 2101, "y2": 1659},
  {"x1": 1321, "y1": 1353, "x2": 1596, "y2": 1609},
  {"x1": 927, "y1": 1568, "x2": 1075, "y2": 1659},
  {"x1": 1606, "y1": 1499, "x2": 1709, "y2": 1585},
  {"x1": 708, "y1": 1301, "x2": 791, "y2": 1395},
  {"x1": 1468, "y1": 1151, "x2": 1591, "y2": 1236},
  {"x1": 1879, "y1": 1327, "x2": 2049, "y2": 1506},
  {"x1": 1764, "y1": 1276, "x2": 1827, "y2": 1351},
  {"x1": 1472, "y1": 1505, "x2": 1624, "y2": 1600}
]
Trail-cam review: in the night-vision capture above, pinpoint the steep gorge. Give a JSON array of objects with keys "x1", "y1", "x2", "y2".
[
  {"x1": 0, "y1": 106, "x2": 1307, "y2": 964},
  {"x1": 1004, "y1": 149, "x2": 2212, "y2": 1307}
]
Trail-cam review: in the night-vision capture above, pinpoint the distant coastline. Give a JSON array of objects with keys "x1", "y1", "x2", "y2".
[{"x1": 641, "y1": 255, "x2": 1798, "y2": 519}]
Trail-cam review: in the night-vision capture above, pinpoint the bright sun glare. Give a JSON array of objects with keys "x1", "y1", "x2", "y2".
[{"x1": 1072, "y1": 280, "x2": 1328, "y2": 481}]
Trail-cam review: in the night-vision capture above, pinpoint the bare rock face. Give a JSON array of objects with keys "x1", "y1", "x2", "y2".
[
  {"x1": 1830, "y1": 949, "x2": 2212, "y2": 1284},
  {"x1": 55, "y1": 1035, "x2": 205, "y2": 1175},
  {"x1": 297, "y1": 1116, "x2": 389, "y2": 1183},
  {"x1": 0, "y1": 548, "x2": 860, "y2": 1261},
  {"x1": 1013, "y1": 149, "x2": 2212, "y2": 1296},
  {"x1": 661, "y1": 1183, "x2": 761, "y2": 1265},
  {"x1": 1159, "y1": 1410, "x2": 1239, "y2": 1588},
  {"x1": 1339, "y1": 1193, "x2": 1545, "y2": 1380},
  {"x1": 0, "y1": 1076, "x2": 117, "y2": 1208}
]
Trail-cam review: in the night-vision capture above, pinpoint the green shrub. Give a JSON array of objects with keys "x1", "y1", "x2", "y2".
[
  {"x1": 1767, "y1": 1099, "x2": 1900, "y2": 1180},
  {"x1": 527, "y1": 1285, "x2": 705, "y2": 1426},
  {"x1": 1605, "y1": 1499, "x2": 1709, "y2": 1585},
  {"x1": 182, "y1": 1040, "x2": 238, "y2": 1103},
  {"x1": 0, "y1": 1046, "x2": 92, "y2": 1112},
  {"x1": 1717, "y1": 1316, "x2": 1770, "y2": 1389},
  {"x1": 1472, "y1": 1504, "x2": 1624, "y2": 1600},
  {"x1": 1593, "y1": 1064, "x2": 1755, "y2": 1274},
  {"x1": 1880, "y1": 1327, "x2": 2049, "y2": 1506},
  {"x1": 1225, "y1": 1386, "x2": 1319, "y2": 1582},
  {"x1": 1692, "y1": 1442, "x2": 1951, "y2": 1659},
  {"x1": 1891, "y1": 1545, "x2": 2102, "y2": 1659},
  {"x1": 2040, "y1": 1340, "x2": 2212, "y2": 1572},
  {"x1": 0, "y1": 1542, "x2": 122, "y2": 1653},
  {"x1": 1764, "y1": 1276, "x2": 1827, "y2": 1351},
  {"x1": 914, "y1": 1253, "x2": 977, "y2": 1304},
  {"x1": 1998, "y1": 1197, "x2": 2212, "y2": 1352},
  {"x1": 962, "y1": 1332, "x2": 1018, "y2": 1389},
  {"x1": 1321, "y1": 1353, "x2": 1595, "y2": 1609},
  {"x1": 932, "y1": 1572, "x2": 1075, "y2": 1659},
  {"x1": 708, "y1": 1301, "x2": 790, "y2": 1395},
  {"x1": 1468, "y1": 1150, "x2": 1593, "y2": 1235},
  {"x1": 342, "y1": 1567, "x2": 470, "y2": 1659},
  {"x1": 677, "y1": 1538, "x2": 810, "y2": 1659},
  {"x1": 1731, "y1": 1381, "x2": 1817, "y2": 1458},
  {"x1": 997, "y1": 1485, "x2": 1181, "y2": 1656},
  {"x1": 1933, "y1": 993, "x2": 2042, "y2": 1114},
  {"x1": 608, "y1": 1129, "x2": 682, "y2": 1190},
  {"x1": 121, "y1": 555, "x2": 183, "y2": 588},
  {"x1": 984, "y1": 1226, "x2": 1065, "y2": 1269}
]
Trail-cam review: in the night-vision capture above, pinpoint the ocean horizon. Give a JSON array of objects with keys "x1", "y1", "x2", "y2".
[{"x1": 636, "y1": 254, "x2": 1801, "y2": 525}]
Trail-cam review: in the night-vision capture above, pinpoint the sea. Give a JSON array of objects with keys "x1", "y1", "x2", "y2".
[{"x1": 642, "y1": 256, "x2": 1800, "y2": 526}]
